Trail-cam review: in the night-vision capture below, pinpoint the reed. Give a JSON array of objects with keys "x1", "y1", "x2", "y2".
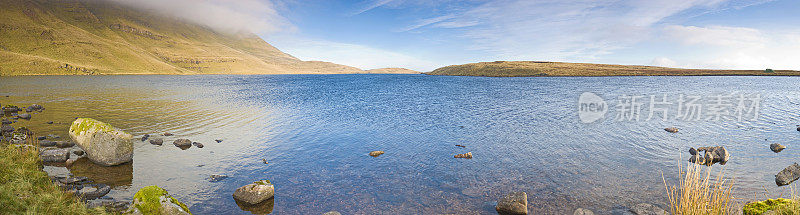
[{"x1": 663, "y1": 161, "x2": 736, "y2": 215}]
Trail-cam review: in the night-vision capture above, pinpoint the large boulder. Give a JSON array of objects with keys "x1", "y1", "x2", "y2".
[
  {"x1": 68, "y1": 118, "x2": 133, "y2": 166},
  {"x1": 233, "y1": 180, "x2": 275, "y2": 205},
  {"x1": 776, "y1": 163, "x2": 800, "y2": 186},
  {"x1": 496, "y1": 191, "x2": 528, "y2": 215},
  {"x1": 127, "y1": 185, "x2": 191, "y2": 215}
]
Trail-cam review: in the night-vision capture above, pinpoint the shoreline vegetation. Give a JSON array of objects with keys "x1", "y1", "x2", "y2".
[{"x1": 427, "y1": 61, "x2": 800, "y2": 77}]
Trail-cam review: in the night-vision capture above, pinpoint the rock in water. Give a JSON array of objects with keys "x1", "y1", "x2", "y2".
[
  {"x1": 208, "y1": 174, "x2": 228, "y2": 182},
  {"x1": 192, "y1": 142, "x2": 204, "y2": 148},
  {"x1": 776, "y1": 163, "x2": 800, "y2": 186},
  {"x1": 173, "y1": 139, "x2": 192, "y2": 149},
  {"x1": 1, "y1": 125, "x2": 13, "y2": 133},
  {"x1": 56, "y1": 141, "x2": 75, "y2": 148},
  {"x1": 163, "y1": 132, "x2": 173, "y2": 136},
  {"x1": 689, "y1": 147, "x2": 697, "y2": 155},
  {"x1": 323, "y1": 212, "x2": 342, "y2": 215},
  {"x1": 18, "y1": 113, "x2": 31, "y2": 120},
  {"x1": 149, "y1": 138, "x2": 164, "y2": 145},
  {"x1": 39, "y1": 140, "x2": 56, "y2": 147},
  {"x1": 496, "y1": 191, "x2": 528, "y2": 215},
  {"x1": 369, "y1": 151, "x2": 384, "y2": 157},
  {"x1": 40, "y1": 148, "x2": 70, "y2": 163},
  {"x1": 771, "y1": 143, "x2": 786, "y2": 153},
  {"x1": 126, "y1": 185, "x2": 191, "y2": 215},
  {"x1": 454, "y1": 152, "x2": 473, "y2": 159},
  {"x1": 664, "y1": 127, "x2": 679, "y2": 133},
  {"x1": 629, "y1": 203, "x2": 668, "y2": 215},
  {"x1": 233, "y1": 180, "x2": 275, "y2": 205},
  {"x1": 215, "y1": 139, "x2": 223, "y2": 143},
  {"x1": 574, "y1": 208, "x2": 595, "y2": 215},
  {"x1": 68, "y1": 118, "x2": 133, "y2": 166},
  {"x1": 689, "y1": 146, "x2": 729, "y2": 166},
  {"x1": 141, "y1": 134, "x2": 149, "y2": 142}
]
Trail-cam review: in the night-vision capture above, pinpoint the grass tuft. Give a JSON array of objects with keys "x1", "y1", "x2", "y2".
[{"x1": 663, "y1": 161, "x2": 736, "y2": 215}]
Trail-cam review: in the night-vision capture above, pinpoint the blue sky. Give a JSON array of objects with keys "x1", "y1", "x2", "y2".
[{"x1": 129, "y1": 0, "x2": 800, "y2": 71}]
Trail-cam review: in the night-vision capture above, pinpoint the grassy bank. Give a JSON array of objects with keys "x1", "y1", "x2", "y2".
[
  {"x1": 0, "y1": 140, "x2": 106, "y2": 214},
  {"x1": 428, "y1": 61, "x2": 800, "y2": 77}
]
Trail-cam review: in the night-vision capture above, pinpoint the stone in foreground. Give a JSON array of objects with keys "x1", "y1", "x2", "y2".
[
  {"x1": 496, "y1": 191, "x2": 528, "y2": 215},
  {"x1": 629, "y1": 203, "x2": 668, "y2": 215},
  {"x1": 369, "y1": 151, "x2": 384, "y2": 157},
  {"x1": 776, "y1": 163, "x2": 800, "y2": 186},
  {"x1": 127, "y1": 185, "x2": 191, "y2": 215},
  {"x1": 69, "y1": 118, "x2": 133, "y2": 166},
  {"x1": 233, "y1": 180, "x2": 275, "y2": 205},
  {"x1": 770, "y1": 143, "x2": 786, "y2": 153},
  {"x1": 40, "y1": 148, "x2": 70, "y2": 163}
]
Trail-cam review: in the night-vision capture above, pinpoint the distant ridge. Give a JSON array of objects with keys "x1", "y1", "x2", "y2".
[
  {"x1": 427, "y1": 61, "x2": 800, "y2": 77},
  {"x1": 0, "y1": 0, "x2": 414, "y2": 75}
]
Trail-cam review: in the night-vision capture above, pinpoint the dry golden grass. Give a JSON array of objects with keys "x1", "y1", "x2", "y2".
[
  {"x1": 428, "y1": 61, "x2": 800, "y2": 77},
  {"x1": 663, "y1": 162, "x2": 736, "y2": 215}
]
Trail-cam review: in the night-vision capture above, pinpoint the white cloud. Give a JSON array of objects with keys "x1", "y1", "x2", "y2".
[
  {"x1": 106, "y1": 0, "x2": 292, "y2": 34},
  {"x1": 663, "y1": 25, "x2": 766, "y2": 47},
  {"x1": 274, "y1": 38, "x2": 437, "y2": 71},
  {"x1": 651, "y1": 57, "x2": 678, "y2": 68}
]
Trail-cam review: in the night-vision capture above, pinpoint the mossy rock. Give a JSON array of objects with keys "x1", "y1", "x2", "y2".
[
  {"x1": 743, "y1": 198, "x2": 797, "y2": 215},
  {"x1": 128, "y1": 185, "x2": 191, "y2": 215},
  {"x1": 68, "y1": 118, "x2": 133, "y2": 166}
]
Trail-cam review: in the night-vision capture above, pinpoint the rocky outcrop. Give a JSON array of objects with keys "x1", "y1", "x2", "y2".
[
  {"x1": 68, "y1": 118, "x2": 133, "y2": 166},
  {"x1": 629, "y1": 203, "x2": 668, "y2": 215},
  {"x1": 770, "y1": 143, "x2": 786, "y2": 153},
  {"x1": 776, "y1": 163, "x2": 800, "y2": 186},
  {"x1": 369, "y1": 151, "x2": 384, "y2": 157},
  {"x1": 127, "y1": 185, "x2": 191, "y2": 215},
  {"x1": 496, "y1": 192, "x2": 528, "y2": 215},
  {"x1": 688, "y1": 146, "x2": 729, "y2": 166},
  {"x1": 233, "y1": 180, "x2": 275, "y2": 205}
]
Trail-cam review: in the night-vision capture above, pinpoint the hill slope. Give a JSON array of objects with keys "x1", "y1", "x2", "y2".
[
  {"x1": 0, "y1": 0, "x2": 403, "y2": 75},
  {"x1": 428, "y1": 61, "x2": 800, "y2": 77}
]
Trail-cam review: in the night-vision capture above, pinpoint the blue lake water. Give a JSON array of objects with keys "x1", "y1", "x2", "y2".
[{"x1": 2, "y1": 74, "x2": 800, "y2": 214}]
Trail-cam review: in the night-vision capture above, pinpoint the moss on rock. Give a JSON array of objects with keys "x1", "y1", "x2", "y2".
[
  {"x1": 131, "y1": 185, "x2": 191, "y2": 215},
  {"x1": 70, "y1": 118, "x2": 115, "y2": 134},
  {"x1": 743, "y1": 198, "x2": 797, "y2": 215}
]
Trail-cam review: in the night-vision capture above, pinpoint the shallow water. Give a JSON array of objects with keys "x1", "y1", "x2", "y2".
[{"x1": 2, "y1": 75, "x2": 800, "y2": 214}]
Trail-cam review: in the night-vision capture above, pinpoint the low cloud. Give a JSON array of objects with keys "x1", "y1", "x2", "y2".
[
  {"x1": 105, "y1": 0, "x2": 292, "y2": 34},
  {"x1": 275, "y1": 38, "x2": 437, "y2": 71}
]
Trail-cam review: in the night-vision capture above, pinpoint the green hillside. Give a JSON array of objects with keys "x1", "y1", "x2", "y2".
[
  {"x1": 0, "y1": 0, "x2": 411, "y2": 75},
  {"x1": 428, "y1": 61, "x2": 800, "y2": 77}
]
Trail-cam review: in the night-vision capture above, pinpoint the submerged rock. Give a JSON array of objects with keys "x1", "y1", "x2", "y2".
[
  {"x1": 76, "y1": 184, "x2": 111, "y2": 200},
  {"x1": 629, "y1": 203, "x2": 668, "y2": 215},
  {"x1": 39, "y1": 140, "x2": 56, "y2": 147},
  {"x1": 127, "y1": 185, "x2": 191, "y2": 215},
  {"x1": 454, "y1": 152, "x2": 473, "y2": 159},
  {"x1": 40, "y1": 148, "x2": 70, "y2": 163},
  {"x1": 664, "y1": 127, "x2": 679, "y2": 133},
  {"x1": 141, "y1": 134, "x2": 150, "y2": 142},
  {"x1": 163, "y1": 132, "x2": 174, "y2": 136},
  {"x1": 56, "y1": 141, "x2": 75, "y2": 148},
  {"x1": 369, "y1": 151, "x2": 384, "y2": 157},
  {"x1": 149, "y1": 138, "x2": 164, "y2": 145},
  {"x1": 235, "y1": 197, "x2": 274, "y2": 215},
  {"x1": 771, "y1": 143, "x2": 786, "y2": 153},
  {"x1": 69, "y1": 118, "x2": 133, "y2": 166},
  {"x1": 233, "y1": 180, "x2": 275, "y2": 205},
  {"x1": 455, "y1": 144, "x2": 466, "y2": 148},
  {"x1": 18, "y1": 113, "x2": 31, "y2": 120},
  {"x1": 208, "y1": 174, "x2": 228, "y2": 182},
  {"x1": 496, "y1": 191, "x2": 528, "y2": 215},
  {"x1": 776, "y1": 163, "x2": 800, "y2": 186},
  {"x1": 36, "y1": 136, "x2": 46, "y2": 140},
  {"x1": 323, "y1": 211, "x2": 342, "y2": 215},
  {"x1": 173, "y1": 139, "x2": 192, "y2": 149},
  {"x1": 574, "y1": 208, "x2": 594, "y2": 215}
]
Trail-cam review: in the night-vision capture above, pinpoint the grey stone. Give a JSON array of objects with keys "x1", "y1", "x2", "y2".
[
  {"x1": 496, "y1": 192, "x2": 528, "y2": 215},
  {"x1": 208, "y1": 174, "x2": 228, "y2": 182},
  {"x1": 630, "y1": 203, "x2": 668, "y2": 215},
  {"x1": 574, "y1": 208, "x2": 594, "y2": 215},
  {"x1": 173, "y1": 139, "x2": 191, "y2": 149},
  {"x1": 149, "y1": 138, "x2": 163, "y2": 145},
  {"x1": 40, "y1": 148, "x2": 70, "y2": 163},
  {"x1": 56, "y1": 141, "x2": 75, "y2": 148},
  {"x1": 39, "y1": 140, "x2": 56, "y2": 147},
  {"x1": 323, "y1": 212, "x2": 342, "y2": 215},
  {"x1": 69, "y1": 118, "x2": 133, "y2": 166},
  {"x1": 18, "y1": 113, "x2": 31, "y2": 120},
  {"x1": 776, "y1": 163, "x2": 800, "y2": 186}
]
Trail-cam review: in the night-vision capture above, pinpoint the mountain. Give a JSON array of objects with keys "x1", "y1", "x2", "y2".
[
  {"x1": 427, "y1": 61, "x2": 800, "y2": 77},
  {"x1": 0, "y1": 0, "x2": 408, "y2": 76}
]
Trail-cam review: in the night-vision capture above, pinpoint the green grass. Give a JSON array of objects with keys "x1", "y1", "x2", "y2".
[
  {"x1": 428, "y1": 61, "x2": 800, "y2": 77},
  {"x1": 743, "y1": 198, "x2": 798, "y2": 215},
  {"x1": 0, "y1": 138, "x2": 108, "y2": 214}
]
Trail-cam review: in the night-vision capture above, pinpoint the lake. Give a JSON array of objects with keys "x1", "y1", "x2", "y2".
[{"x1": 2, "y1": 75, "x2": 800, "y2": 214}]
